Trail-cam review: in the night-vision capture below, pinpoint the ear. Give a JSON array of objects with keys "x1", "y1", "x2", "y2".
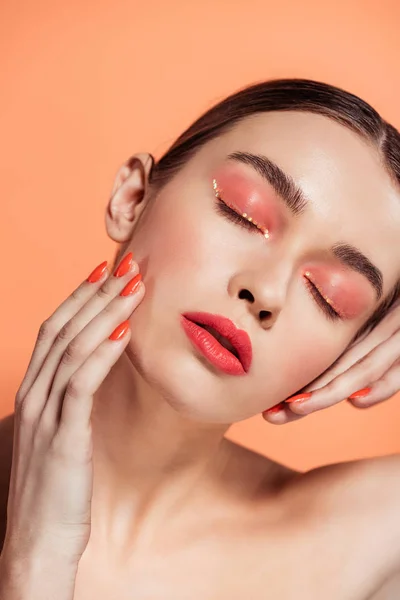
[{"x1": 105, "y1": 152, "x2": 155, "y2": 243}]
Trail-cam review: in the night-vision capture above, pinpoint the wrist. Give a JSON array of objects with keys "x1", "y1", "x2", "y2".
[{"x1": 0, "y1": 549, "x2": 79, "y2": 600}]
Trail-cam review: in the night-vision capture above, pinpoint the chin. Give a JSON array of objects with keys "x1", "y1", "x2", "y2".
[{"x1": 124, "y1": 323, "x2": 257, "y2": 425}]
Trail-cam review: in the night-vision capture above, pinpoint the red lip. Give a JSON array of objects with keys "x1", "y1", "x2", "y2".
[{"x1": 181, "y1": 311, "x2": 252, "y2": 375}]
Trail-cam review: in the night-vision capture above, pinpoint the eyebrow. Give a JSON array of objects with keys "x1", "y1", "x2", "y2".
[{"x1": 226, "y1": 151, "x2": 384, "y2": 301}]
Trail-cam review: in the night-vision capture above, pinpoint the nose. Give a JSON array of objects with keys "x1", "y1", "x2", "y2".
[{"x1": 229, "y1": 266, "x2": 290, "y2": 329}]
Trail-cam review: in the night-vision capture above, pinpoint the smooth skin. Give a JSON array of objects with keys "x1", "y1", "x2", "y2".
[
  {"x1": 263, "y1": 293, "x2": 400, "y2": 422},
  {"x1": 1, "y1": 112, "x2": 400, "y2": 599}
]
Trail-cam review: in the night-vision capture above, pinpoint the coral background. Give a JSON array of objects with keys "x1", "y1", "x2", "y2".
[{"x1": 1, "y1": 0, "x2": 399, "y2": 470}]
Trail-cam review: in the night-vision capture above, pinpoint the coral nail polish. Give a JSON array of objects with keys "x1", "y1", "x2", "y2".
[
  {"x1": 114, "y1": 252, "x2": 133, "y2": 277},
  {"x1": 120, "y1": 274, "x2": 142, "y2": 296},
  {"x1": 109, "y1": 320, "x2": 130, "y2": 341},
  {"x1": 348, "y1": 387, "x2": 371, "y2": 399},
  {"x1": 265, "y1": 404, "x2": 283, "y2": 414},
  {"x1": 87, "y1": 261, "x2": 108, "y2": 283},
  {"x1": 285, "y1": 392, "x2": 312, "y2": 404}
]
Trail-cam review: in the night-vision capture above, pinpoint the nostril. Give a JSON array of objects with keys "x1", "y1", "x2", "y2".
[
  {"x1": 239, "y1": 289, "x2": 254, "y2": 301},
  {"x1": 259, "y1": 310, "x2": 272, "y2": 320}
]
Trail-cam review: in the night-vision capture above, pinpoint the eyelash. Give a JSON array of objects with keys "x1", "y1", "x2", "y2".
[
  {"x1": 215, "y1": 198, "x2": 262, "y2": 233},
  {"x1": 214, "y1": 197, "x2": 342, "y2": 322}
]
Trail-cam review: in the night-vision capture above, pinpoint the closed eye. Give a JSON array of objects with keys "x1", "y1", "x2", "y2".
[
  {"x1": 215, "y1": 198, "x2": 261, "y2": 233},
  {"x1": 303, "y1": 276, "x2": 341, "y2": 321}
]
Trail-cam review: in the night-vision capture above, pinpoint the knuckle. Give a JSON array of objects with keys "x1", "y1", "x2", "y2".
[
  {"x1": 64, "y1": 375, "x2": 84, "y2": 400},
  {"x1": 97, "y1": 285, "x2": 114, "y2": 301},
  {"x1": 15, "y1": 395, "x2": 38, "y2": 425},
  {"x1": 14, "y1": 388, "x2": 25, "y2": 407},
  {"x1": 57, "y1": 320, "x2": 77, "y2": 343},
  {"x1": 61, "y1": 338, "x2": 85, "y2": 366},
  {"x1": 70, "y1": 285, "x2": 86, "y2": 303},
  {"x1": 37, "y1": 319, "x2": 55, "y2": 341},
  {"x1": 102, "y1": 302, "x2": 116, "y2": 317}
]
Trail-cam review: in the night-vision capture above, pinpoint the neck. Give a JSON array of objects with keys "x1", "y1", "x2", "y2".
[{"x1": 88, "y1": 351, "x2": 233, "y2": 560}]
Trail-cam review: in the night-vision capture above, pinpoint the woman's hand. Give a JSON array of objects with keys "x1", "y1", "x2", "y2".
[
  {"x1": 263, "y1": 297, "x2": 400, "y2": 424},
  {"x1": 1, "y1": 251, "x2": 143, "y2": 597}
]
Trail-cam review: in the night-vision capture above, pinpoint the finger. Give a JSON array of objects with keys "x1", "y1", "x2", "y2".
[
  {"x1": 285, "y1": 328, "x2": 400, "y2": 415},
  {"x1": 41, "y1": 272, "x2": 144, "y2": 429},
  {"x1": 262, "y1": 403, "x2": 305, "y2": 425},
  {"x1": 347, "y1": 358, "x2": 400, "y2": 409},
  {"x1": 36, "y1": 255, "x2": 139, "y2": 405},
  {"x1": 15, "y1": 260, "x2": 111, "y2": 403},
  {"x1": 56, "y1": 322, "x2": 134, "y2": 438},
  {"x1": 19, "y1": 253, "x2": 138, "y2": 423}
]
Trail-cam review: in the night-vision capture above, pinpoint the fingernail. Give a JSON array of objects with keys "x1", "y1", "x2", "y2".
[
  {"x1": 348, "y1": 387, "x2": 372, "y2": 399},
  {"x1": 263, "y1": 403, "x2": 284, "y2": 414},
  {"x1": 87, "y1": 260, "x2": 108, "y2": 283},
  {"x1": 109, "y1": 320, "x2": 130, "y2": 341},
  {"x1": 113, "y1": 252, "x2": 134, "y2": 277},
  {"x1": 120, "y1": 273, "x2": 142, "y2": 296},
  {"x1": 285, "y1": 392, "x2": 312, "y2": 404}
]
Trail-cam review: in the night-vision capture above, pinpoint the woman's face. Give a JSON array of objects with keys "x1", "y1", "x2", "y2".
[{"x1": 121, "y1": 111, "x2": 400, "y2": 423}]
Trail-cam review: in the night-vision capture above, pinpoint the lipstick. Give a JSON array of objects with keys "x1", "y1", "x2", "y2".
[{"x1": 180, "y1": 312, "x2": 252, "y2": 376}]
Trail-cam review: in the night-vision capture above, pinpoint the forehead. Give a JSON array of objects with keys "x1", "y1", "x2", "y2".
[
  {"x1": 214, "y1": 111, "x2": 399, "y2": 209},
  {"x1": 195, "y1": 110, "x2": 400, "y2": 295}
]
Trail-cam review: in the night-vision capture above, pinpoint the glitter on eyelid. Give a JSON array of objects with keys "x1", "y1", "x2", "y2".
[
  {"x1": 212, "y1": 178, "x2": 270, "y2": 238},
  {"x1": 304, "y1": 271, "x2": 340, "y2": 312}
]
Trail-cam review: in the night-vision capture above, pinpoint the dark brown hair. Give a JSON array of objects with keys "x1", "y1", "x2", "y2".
[{"x1": 118, "y1": 78, "x2": 400, "y2": 344}]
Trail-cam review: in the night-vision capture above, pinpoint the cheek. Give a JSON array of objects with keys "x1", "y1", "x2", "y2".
[
  {"x1": 286, "y1": 336, "x2": 347, "y2": 399},
  {"x1": 254, "y1": 317, "x2": 347, "y2": 407},
  {"x1": 132, "y1": 193, "x2": 223, "y2": 292},
  {"x1": 135, "y1": 200, "x2": 199, "y2": 271},
  {"x1": 280, "y1": 339, "x2": 338, "y2": 389}
]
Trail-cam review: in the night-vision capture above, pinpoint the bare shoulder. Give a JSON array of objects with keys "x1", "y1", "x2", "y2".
[
  {"x1": 324, "y1": 454, "x2": 400, "y2": 597},
  {"x1": 285, "y1": 453, "x2": 400, "y2": 597},
  {"x1": 228, "y1": 443, "x2": 400, "y2": 597},
  {"x1": 0, "y1": 412, "x2": 15, "y2": 553},
  {"x1": 303, "y1": 452, "x2": 400, "y2": 530},
  {"x1": 226, "y1": 437, "x2": 400, "y2": 509}
]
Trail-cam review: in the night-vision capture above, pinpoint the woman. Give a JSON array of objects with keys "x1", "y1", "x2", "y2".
[{"x1": 0, "y1": 79, "x2": 399, "y2": 599}]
